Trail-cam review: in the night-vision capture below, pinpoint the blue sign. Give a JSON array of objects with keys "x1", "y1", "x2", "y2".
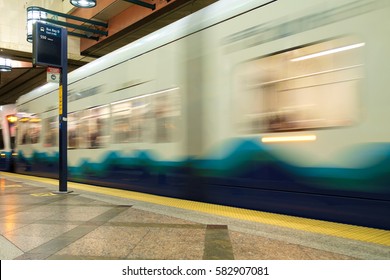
[{"x1": 33, "y1": 22, "x2": 63, "y2": 67}]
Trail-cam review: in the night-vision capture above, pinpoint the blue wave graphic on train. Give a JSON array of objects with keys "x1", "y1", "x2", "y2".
[
  {"x1": 14, "y1": 139, "x2": 390, "y2": 229},
  {"x1": 16, "y1": 139, "x2": 390, "y2": 197}
]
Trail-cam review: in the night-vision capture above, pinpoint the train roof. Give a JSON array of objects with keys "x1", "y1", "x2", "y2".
[{"x1": 17, "y1": 0, "x2": 274, "y2": 105}]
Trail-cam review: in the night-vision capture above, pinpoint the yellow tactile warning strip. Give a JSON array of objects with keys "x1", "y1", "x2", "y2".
[{"x1": 2, "y1": 172, "x2": 390, "y2": 247}]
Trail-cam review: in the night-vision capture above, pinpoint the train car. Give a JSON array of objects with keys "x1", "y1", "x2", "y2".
[
  {"x1": 0, "y1": 104, "x2": 16, "y2": 171},
  {"x1": 15, "y1": 0, "x2": 390, "y2": 229}
]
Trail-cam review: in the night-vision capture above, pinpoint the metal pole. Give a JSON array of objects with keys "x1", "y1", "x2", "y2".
[{"x1": 58, "y1": 27, "x2": 69, "y2": 193}]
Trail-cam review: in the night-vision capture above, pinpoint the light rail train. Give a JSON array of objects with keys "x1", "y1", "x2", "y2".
[{"x1": 5, "y1": 0, "x2": 390, "y2": 229}]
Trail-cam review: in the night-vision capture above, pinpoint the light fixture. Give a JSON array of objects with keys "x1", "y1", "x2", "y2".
[
  {"x1": 70, "y1": 0, "x2": 97, "y2": 8},
  {"x1": 70, "y1": 0, "x2": 156, "y2": 10},
  {"x1": 261, "y1": 135, "x2": 317, "y2": 143},
  {"x1": 26, "y1": 6, "x2": 47, "y2": 42},
  {"x1": 7, "y1": 115, "x2": 18, "y2": 123},
  {"x1": 291, "y1": 43, "x2": 365, "y2": 62},
  {"x1": 0, "y1": 57, "x2": 12, "y2": 72}
]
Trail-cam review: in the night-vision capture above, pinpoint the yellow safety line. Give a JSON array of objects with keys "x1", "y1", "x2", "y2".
[{"x1": 2, "y1": 172, "x2": 390, "y2": 246}]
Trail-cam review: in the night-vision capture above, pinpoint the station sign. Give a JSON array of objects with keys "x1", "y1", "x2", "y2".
[{"x1": 32, "y1": 21, "x2": 63, "y2": 68}]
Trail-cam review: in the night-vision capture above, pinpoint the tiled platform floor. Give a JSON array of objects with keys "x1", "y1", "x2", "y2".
[{"x1": 0, "y1": 175, "x2": 389, "y2": 260}]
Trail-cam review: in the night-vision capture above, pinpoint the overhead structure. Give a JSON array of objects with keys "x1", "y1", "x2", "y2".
[
  {"x1": 26, "y1": 6, "x2": 108, "y2": 42},
  {"x1": 123, "y1": 0, "x2": 156, "y2": 10}
]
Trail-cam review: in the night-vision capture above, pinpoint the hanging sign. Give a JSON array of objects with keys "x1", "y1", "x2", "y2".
[{"x1": 33, "y1": 21, "x2": 63, "y2": 67}]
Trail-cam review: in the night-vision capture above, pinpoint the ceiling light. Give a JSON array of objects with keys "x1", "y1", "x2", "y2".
[
  {"x1": 26, "y1": 6, "x2": 47, "y2": 43},
  {"x1": 0, "y1": 57, "x2": 12, "y2": 72},
  {"x1": 70, "y1": 0, "x2": 97, "y2": 8}
]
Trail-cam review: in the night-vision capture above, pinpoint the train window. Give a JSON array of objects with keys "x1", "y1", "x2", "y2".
[
  {"x1": 112, "y1": 101, "x2": 130, "y2": 143},
  {"x1": 111, "y1": 89, "x2": 181, "y2": 144},
  {"x1": 69, "y1": 106, "x2": 110, "y2": 149},
  {"x1": 17, "y1": 115, "x2": 42, "y2": 145},
  {"x1": 129, "y1": 98, "x2": 148, "y2": 143},
  {"x1": 153, "y1": 89, "x2": 180, "y2": 143},
  {"x1": 29, "y1": 117, "x2": 41, "y2": 144},
  {"x1": 43, "y1": 116, "x2": 58, "y2": 147},
  {"x1": 234, "y1": 37, "x2": 364, "y2": 134},
  {"x1": 112, "y1": 97, "x2": 151, "y2": 143},
  {"x1": 17, "y1": 117, "x2": 27, "y2": 145},
  {"x1": 68, "y1": 111, "x2": 87, "y2": 149},
  {"x1": 85, "y1": 106, "x2": 110, "y2": 148}
]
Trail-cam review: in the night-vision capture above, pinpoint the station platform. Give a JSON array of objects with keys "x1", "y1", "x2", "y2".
[{"x1": 0, "y1": 172, "x2": 389, "y2": 260}]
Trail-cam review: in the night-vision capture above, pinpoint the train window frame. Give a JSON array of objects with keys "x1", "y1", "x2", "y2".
[
  {"x1": 152, "y1": 88, "x2": 181, "y2": 143},
  {"x1": 111, "y1": 96, "x2": 152, "y2": 144},
  {"x1": 112, "y1": 100, "x2": 133, "y2": 144},
  {"x1": 233, "y1": 37, "x2": 364, "y2": 134},
  {"x1": 110, "y1": 88, "x2": 181, "y2": 145},
  {"x1": 43, "y1": 116, "x2": 58, "y2": 147},
  {"x1": 85, "y1": 105, "x2": 110, "y2": 149},
  {"x1": 68, "y1": 105, "x2": 110, "y2": 149},
  {"x1": 17, "y1": 114, "x2": 42, "y2": 145},
  {"x1": 68, "y1": 111, "x2": 83, "y2": 149}
]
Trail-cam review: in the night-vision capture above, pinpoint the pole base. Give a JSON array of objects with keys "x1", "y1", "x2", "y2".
[{"x1": 52, "y1": 190, "x2": 74, "y2": 194}]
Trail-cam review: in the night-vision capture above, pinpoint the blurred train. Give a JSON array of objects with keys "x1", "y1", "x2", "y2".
[
  {"x1": 0, "y1": 104, "x2": 16, "y2": 171},
  {"x1": 5, "y1": 0, "x2": 390, "y2": 229}
]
